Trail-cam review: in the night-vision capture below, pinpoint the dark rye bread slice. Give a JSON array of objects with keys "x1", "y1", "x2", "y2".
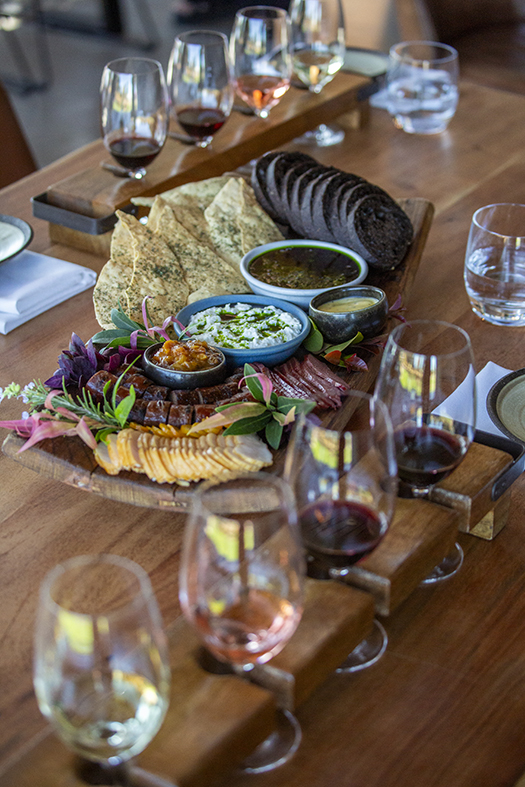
[
  {"x1": 336, "y1": 182, "x2": 389, "y2": 248},
  {"x1": 288, "y1": 164, "x2": 326, "y2": 236},
  {"x1": 251, "y1": 152, "x2": 281, "y2": 221},
  {"x1": 311, "y1": 171, "x2": 359, "y2": 243},
  {"x1": 326, "y1": 174, "x2": 367, "y2": 241},
  {"x1": 345, "y1": 193, "x2": 414, "y2": 269},
  {"x1": 300, "y1": 168, "x2": 338, "y2": 239},
  {"x1": 280, "y1": 159, "x2": 319, "y2": 227},
  {"x1": 265, "y1": 151, "x2": 316, "y2": 217}
]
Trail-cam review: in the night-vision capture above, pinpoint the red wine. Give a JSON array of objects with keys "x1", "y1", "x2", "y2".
[
  {"x1": 299, "y1": 499, "x2": 386, "y2": 569},
  {"x1": 395, "y1": 424, "x2": 465, "y2": 488},
  {"x1": 176, "y1": 107, "x2": 227, "y2": 140},
  {"x1": 109, "y1": 136, "x2": 162, "y2": 170}
]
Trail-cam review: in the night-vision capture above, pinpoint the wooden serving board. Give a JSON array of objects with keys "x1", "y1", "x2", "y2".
[{"x1": 1, "y1": 197, "x2": 434, "y2": 510}]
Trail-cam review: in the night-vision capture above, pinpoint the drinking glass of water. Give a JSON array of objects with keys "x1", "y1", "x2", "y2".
[
  {"x1": 464, "y1": 203, "x2": 525, "y2": 326},
  {"x1": 386, "y1": 40, "x2": 458, "y2": 135}
]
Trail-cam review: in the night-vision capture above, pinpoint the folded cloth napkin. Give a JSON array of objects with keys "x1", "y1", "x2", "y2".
[{"x1": 0, "y1": 250, "x2": 96, "y2": 334}]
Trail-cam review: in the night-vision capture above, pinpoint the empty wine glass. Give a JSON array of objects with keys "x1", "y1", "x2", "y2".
[
  {"x1": 289, "y1": 0, "x2": 346, "y2": 146},
  {"x1": 230, "y1": 6, "x2": 292, "y2": 119},
  {"x1": 179, "y1": 473, "x2": 305, "y2": 772},
  {"x1": 100, "y1": 57, "x2": 168, "y2": 179},
  {"x1": 34, "y1": 554, "x2": 170, "y2": 773},
  {"x1": 168, "y1": 30, "x2": 233, "y2": 148},
  {"x1": 374, "y1": 320, "x2": 476, "y2": 583},
  {"x1": 284, "y1": 393, "x2": 398, "y2": 672}
]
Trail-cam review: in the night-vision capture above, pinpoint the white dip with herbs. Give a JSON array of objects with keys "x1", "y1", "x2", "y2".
[{"x1": 185, "y1": 303, "x2": 303, "y2": 349}]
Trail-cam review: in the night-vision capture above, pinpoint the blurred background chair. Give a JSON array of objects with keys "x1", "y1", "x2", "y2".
[
  {"x1": 395, "y1": 0, "x2": 525, "y2": 95},
  {"x1": 0, "y1": 79, "x2": 37, "y2": 187},
  {"x1": 0, "y1": 0, "x2": 52, "y2": 92}
]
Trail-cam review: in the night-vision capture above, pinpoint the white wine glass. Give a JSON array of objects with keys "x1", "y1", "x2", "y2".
[
  {"x1": 34, "y1": 554, "x2": 170, "y2": 775},
  {"x1": 230, "y1": 6, "x2": 292, "y2": 119},
  {"x1": 180, "y1": 473, "x2": 305, "y2": 773},
  {"x1": 289, "y1": 0, "x2": 346, "y2": 146},
  {"x1": 167, "y1": 30, "x2": 233, "y2": 148},
  {"x1": 100, "y1": 57, "x2": 169, "y2": 179},
  {"x1": 284, "y1": 393, "x2": 398, "y2": 672},
  {"x1": 374, "y1": 320, "x2": 476, "y2": 583}
]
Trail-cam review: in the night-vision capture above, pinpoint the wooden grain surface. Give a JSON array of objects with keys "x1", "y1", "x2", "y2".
[{"x1": 2, "y1": 80, "x2": 525, "y2": 786}]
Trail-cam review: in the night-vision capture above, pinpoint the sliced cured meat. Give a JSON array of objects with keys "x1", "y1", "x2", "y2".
[
  {"x1": 116, "y1": 372, "x2": 152, "y2": 395},
  {"x1": 197, "y1": 381, "x2": 240, "y2": 404},
  {"x1": 143, "y1": 385, "x2": 170, "y2": 401},
  {"x1": 85, "y1": 370, "x2": 117, "y2": 403},
  {"x1": 167, "y1": 405, "x2": 193, "y2": 427},
  {"x1": 169, "y1": 388, "x2": 202, "y2": 406},
  {"x1": 143, "y1": 400, "x2": 171, "y2": 426},
  {"x1": 303, "y1": 354, "x2": 350, "y2": 391},
  {"x1": 193, "y1": 404, "x2": 217, "y2": 422},
  {"x1": 127, "y1": 398, "x2": 149, "y2": 425}
]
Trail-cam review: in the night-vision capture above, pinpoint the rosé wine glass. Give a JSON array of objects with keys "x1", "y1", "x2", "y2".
[
  {"x1": 230, "y1": 6, "x2": 292, "y2": 119},
  {"x1": 179, "y1": 472, "x2": 305, "y2": 772}
]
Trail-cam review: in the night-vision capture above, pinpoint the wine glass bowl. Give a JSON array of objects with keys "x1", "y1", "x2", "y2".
[
  {"x1": 290, "y1": 0, "x2": 345, "y2": 94},
  {"x1": 33, "y1": 554, "x2": 170, "y2": 767},
  {"x1": 230, "y1": 6, "x2": 292, "y2": 119},
  {"x1": 289, "y1": 0, "x2": 346, "y2": 146},
  {"x1": 100, "y1": 57, "x2": 168, "y2": 179},
  {"x1": 168, "y1": 30, "x2": 233, "y2": 148},
  {"x1": 374, "y1": 319, "x2": 476, "y2": 582},
  {"x1": 179, "y1": 473, "x2": 305, "y2": 771},
  {"x1": 284, "y1": 393, "x2": 397, "y2": 670}
]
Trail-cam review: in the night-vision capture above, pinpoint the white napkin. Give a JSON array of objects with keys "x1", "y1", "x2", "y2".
[{"x1": 0, "y1": 250, "x2": 96, "y2": 334}]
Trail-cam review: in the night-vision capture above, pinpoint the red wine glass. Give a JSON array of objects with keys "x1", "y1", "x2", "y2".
[
  {"x1": 179, "y1": 473, "x2": 305, "y2": 773},
  {"x1": 168, "y1": 30, "x2": 233, "y2": 148},
  {"x1": 230, "y1": 6, "x2": 292, "y2": 119},
  {"x1": 100, "y1": 57, "x2": 168, "y2": 179},
  {"x1": 374, "y1": 319, "x2": 476, "y2": 583},
  {"x1": 284, "y1": 392, "x2": 398, "y2": 672}
]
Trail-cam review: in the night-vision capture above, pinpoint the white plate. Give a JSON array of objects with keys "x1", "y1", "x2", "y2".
[{"x1": 0, "y1": 214, "x2": 33, "y2": 263}]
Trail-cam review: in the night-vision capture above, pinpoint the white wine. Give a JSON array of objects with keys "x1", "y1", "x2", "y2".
[
  {"x1": 293, "y1": 49, "x2": 343, "y2": 92},
  {"x1": 37, "y1": 670, "x2": 168, "y2": 763}
]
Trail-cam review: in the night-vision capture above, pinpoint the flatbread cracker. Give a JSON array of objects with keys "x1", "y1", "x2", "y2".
[
  {"x1": 131, "y1": 176, "x2": 231, "y2": 209},
  {"x1": 93, "y1": 215, "x2": 136, "y2": 329},
  {"x1": 205, "y1": 177, "x2": 284, "y2": 271},
  {"x1": 148, "y1": 197, "x2": 249, "y2": 301}
]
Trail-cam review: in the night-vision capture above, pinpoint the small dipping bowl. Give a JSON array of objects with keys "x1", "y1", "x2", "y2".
[
  {"x1": 309, "y1": 285, "x2": 388, "y2": 343},
  {"x1": 241, "y1": 240, "x2": 368, "y2": 309},
  {"x1": 143, "y1": 341, "x2": 227, "y2": 390}
]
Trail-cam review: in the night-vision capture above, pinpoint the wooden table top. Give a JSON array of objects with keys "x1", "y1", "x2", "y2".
[{"x1": 1, "y1": 79, "x2": 525, "y2": 787}]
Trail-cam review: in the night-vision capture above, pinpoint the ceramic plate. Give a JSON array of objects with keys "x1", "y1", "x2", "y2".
[
  {"x1": 0, "y1": 214, "x2": 33, "y2": 263},
  {"x1": 487, "y1": 368, "x2": 525, "y2": 444}
]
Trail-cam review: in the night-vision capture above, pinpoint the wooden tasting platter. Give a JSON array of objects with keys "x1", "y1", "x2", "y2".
[{"x1": 2, "y1": 196, "x2": 433, "y2": 509}]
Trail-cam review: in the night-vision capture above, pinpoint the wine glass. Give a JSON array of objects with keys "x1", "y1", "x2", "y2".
[
  {"x1": 167, "y1": 30, "x2": 233, "y2": 148},
  {"x1": 34, "y1": 554, "x2": 170, "y2": 775},
  {"x1": 230, "y1": 6, "x2": 292, "y2": 119},
  {"x1": 100, "y1": 57, "x2": 168, "y2": 179},
  {"x1": 179, "y1": 473, "x2": 305, "y2": 773},
  {"x1": 374, "y1": 320, "x2": 476, "y2": 583},
  {"x1": 289, "y1": 0, "x2": 346, "y2": 146},
  {"x1": 284, "y1": 392, "x2": 398, "y2": 672}
]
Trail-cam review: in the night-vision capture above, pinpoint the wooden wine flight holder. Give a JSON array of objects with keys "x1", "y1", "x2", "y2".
[{"x1": 33, "y1": 74, "x2": 371, "y2": 255}]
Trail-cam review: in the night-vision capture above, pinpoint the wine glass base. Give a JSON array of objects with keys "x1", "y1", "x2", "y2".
[
  {"x1": 240, "y1": 709, "x2": 302, "y2": 774},
  {"x1": 294, "y1": 123, "x2": 345, "y2": 147},
  {"x1": 335, "y1": 619, "x2": 388, "y2": 673},
  {"x1": 420, "y1": 542, "x2": 464, "y2": 585}
]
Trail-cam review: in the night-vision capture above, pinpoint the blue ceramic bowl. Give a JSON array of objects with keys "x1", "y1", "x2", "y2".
[{"x1": 174, "y1": 294, "x2": 310, "y2": 367}]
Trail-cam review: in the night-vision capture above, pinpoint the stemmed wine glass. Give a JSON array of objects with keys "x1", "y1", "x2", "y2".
[
  {"x1": 33, "y1": 554, "x2": 170, "y2": 775},
  {"x1": 179, "y1": 473, "x2": 305, "y2": 773},
  {"x1": 374, "y1": 320, "x2": 476, "y2": 583},
  {"x1": 289, "y1": 0, "x2": 346, "y2": 146},
  {"x1": 100, "y1": 57, "x2": 168, "y2": 179},
  {"x1": 230, "y1": 6, "x2": 292, "y2": 119},
  {"x1": 167, "y1": 30, "x2": 233, "y2": 148},
  {"x1": 284, "y1": 392, "x2": 398, "y2": 672}
]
